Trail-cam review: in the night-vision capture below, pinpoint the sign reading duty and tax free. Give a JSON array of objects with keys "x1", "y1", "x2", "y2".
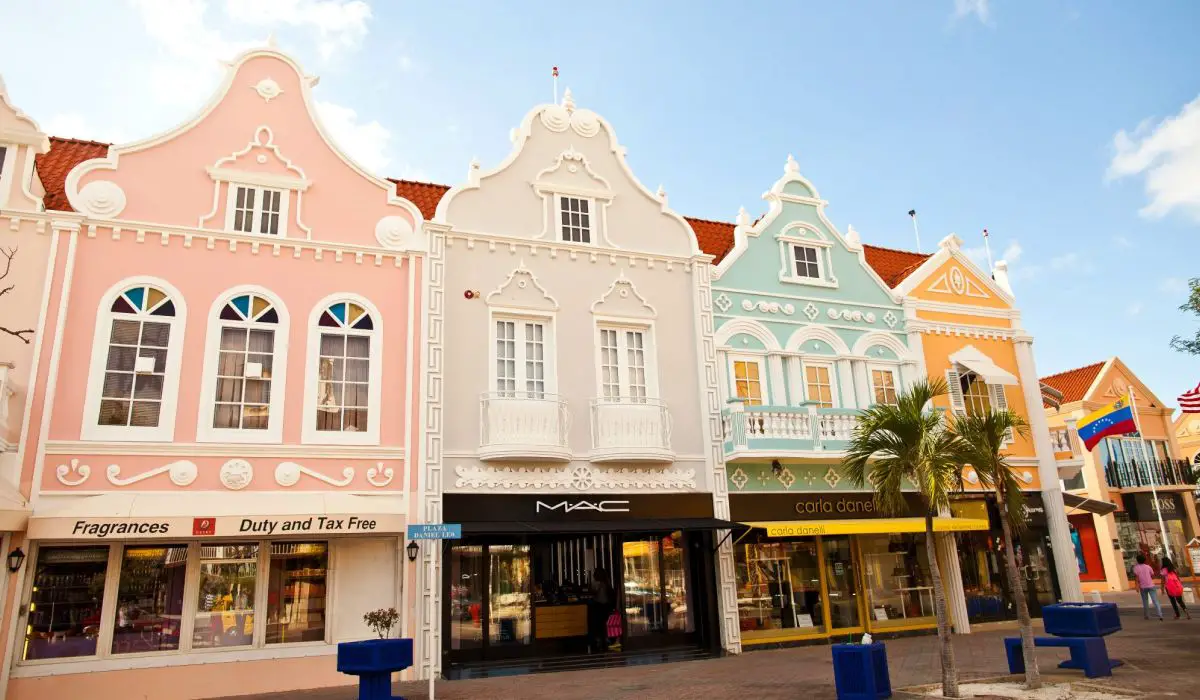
[{"x1": 406, "y1": 523, "x2": 462, "y2": 539}]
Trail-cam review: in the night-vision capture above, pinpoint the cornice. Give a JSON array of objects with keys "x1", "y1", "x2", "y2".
[
  {"x1": 45, "y1": 440, "x2": 406, "y2": 460},
  {"x1": 440, "y1": 227, "x2": 704, "y2": 270}
]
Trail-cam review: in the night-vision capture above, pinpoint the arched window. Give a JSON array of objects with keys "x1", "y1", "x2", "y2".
[
  {"x1": 83, "y1": 280, "x2": 186, "y2": 441},
  {"x1": 197, "y1": 290, "x2": 289, "y2": 443},
  {"x1": 303, "y1": 297, "x2": 381, "y2": 444}
]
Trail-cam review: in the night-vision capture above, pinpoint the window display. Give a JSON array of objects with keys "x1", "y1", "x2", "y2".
[
  {"x1": 23, "y1": 547, "x2": 109, "y2": 660},
  {"x1": 266, "y1": 542, "x2": 327, "y2": 644},
  {"x1": 112, "y1": 545, "x2": 187, "y2": 654},
  {"x1": 859, "y1": 534, "x2": 935, "y2": 629},
  {"x1": 194, "y1": 544, "x2": 258, "y2": 649},
  {"x1": 1117, "y1": 515, "x2": 1192, "y2": 577},
  {"x1": 735, "y1": 539, "x2": 825, "y2": 639}
]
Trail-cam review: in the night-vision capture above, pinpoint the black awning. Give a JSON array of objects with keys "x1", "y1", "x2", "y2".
[
  {"x1": 461, "y1": 517, "x2": 738, "y2": 535},
  {"x1": 1062, "y1": 493, "x2": 1118, "y2": 516}
]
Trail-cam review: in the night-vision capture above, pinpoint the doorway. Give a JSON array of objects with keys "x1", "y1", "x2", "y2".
[{"x1": 822, "y1": 536, "x2": 863, "y2": 633}]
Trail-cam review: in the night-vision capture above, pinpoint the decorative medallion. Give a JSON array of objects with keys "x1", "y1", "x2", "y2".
[
  {"x1": 714, "y1": 293, "x2": 733, "y2": 312},
  {"x1": 804, "y1": 302, "x2": 820, "y2": 321},
  {"x1": 253, "y1": 77, "x2": 284, "y2": 102},
  {"x1": 823, "y1": 467, "x2": 842, "y2": 489},
  {"x1": 775, "y1": 466, "x2": 796, "y2": 489},
  {"x1": 77, "y1": 180, "x2": 127, "y2": 218},
  {"x1": 882, "y1": 311, "x2": 898, "y2": 329},
  {"x1": 55, "y1": 459, "x2": 91, "y2": 486},
  {"x1": 730, "y1": 467, "x2": 749, "y2": 490},
  {"x1": 367, "y1": 463, "x2": 395, "y2": 487},
  {"x1": 219, "y1": 459, "x2": 253, "y2": 490}
]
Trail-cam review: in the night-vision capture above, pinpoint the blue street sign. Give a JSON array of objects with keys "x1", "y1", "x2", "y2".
[{"x1": 407, "y1": 523, "x2": 462, "y2": 539}]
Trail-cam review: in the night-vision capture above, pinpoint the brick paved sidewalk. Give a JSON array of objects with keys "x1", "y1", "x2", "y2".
[{"x1": 218, "y1": 613, "x2": 1198, "y2": 700}]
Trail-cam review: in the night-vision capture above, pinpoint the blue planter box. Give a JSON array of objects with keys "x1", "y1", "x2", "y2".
[
  {"x1": 1042, "y1": 603, "x2": 1121, "y2": 638},
  {"x1": 337, "y1": 638, "x2": 414, "y2": 700},
  {"x1": 832, "y1": 643, "x2": 891, "y2": 700}
]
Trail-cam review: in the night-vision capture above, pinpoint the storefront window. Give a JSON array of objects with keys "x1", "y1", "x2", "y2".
[
  {"x1": 661, "y1": 532, "x2": 692, "y2": 634},
  {"x1": 623, "y1": 537, "x2": 662, "y2": 636},
  {"x1": 488, "y1": 544, "x2": 531, "y2": 647},
  {"x1": 735, "y1": 539, "x2": 825, "y2": 639},
  {"x1": 24, "y1": 547, "x2": 109, "y2": 660},
  {"x1": 859, "y1": 534, "x2": 935, "y2": 629},
  {"x1": 266, "y1": 543, "x2": 327, "y2": 644},
  {"x1": 823, "y1": 536, "x2": 862, "y2": 629},
  {"x1": 1116, "y1": 514, "x2": 1192, "y2": 577},
  {"x1": 449, "y1": 545, "x2": 484, "y2": 651},
  {"x1": 956, "y1": 532, "x2": 1010, "y2": 622},
  {"x1": 112, "y1": 545, "x2": 187, "y2": 654},
  {"x1": 193, "y1": 544, "x2": 258, "y2": 649}
]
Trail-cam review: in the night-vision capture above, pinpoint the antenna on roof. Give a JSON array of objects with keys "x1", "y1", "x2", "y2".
[
  {"x1": 552, "y1": 66, "x2": 559, "y2": 104},
  {"x1": 982, "y1": 228, "x2": 994, "y2": 272},
  {"x1": 907, "y1": 210, "x2": 923, "y2": 253}
]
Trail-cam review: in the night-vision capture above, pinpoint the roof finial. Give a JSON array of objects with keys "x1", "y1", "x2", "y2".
[
  {"x1": 562, "y1": 87, "x2": 575, "y2": 111},
  {"x1": 266, "y1": 32, "x2": 277, "y2": 48},
  {"x1": 785, "y1": 153, "x2": 799, "y2": 174},
  {"x1": 656, "y1": 185, "x2": 667, "y2": 203},
  {"x1": 736, "y1": 206, "x2": 750, "y2": 227}
]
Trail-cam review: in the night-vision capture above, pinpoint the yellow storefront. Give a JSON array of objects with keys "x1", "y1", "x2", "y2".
[{"x1": 730, "y1": 493, "x2": 987, "y2": 645}]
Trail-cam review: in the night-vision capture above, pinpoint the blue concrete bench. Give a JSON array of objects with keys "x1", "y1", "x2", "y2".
[{"x1": 1004, "y1": 636, "x2": 1122, "y2": 679}]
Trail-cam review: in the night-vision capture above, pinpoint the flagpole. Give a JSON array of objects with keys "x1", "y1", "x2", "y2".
[
  {"x1": 982, "y1": 229, "x2": 994, "y2": 272},
  {"x1": 552, "y1": 66, "x2": 559, "y2": 104},
  {"x1": 1131, "y1": 385, "x2": 1173, "y2": 563},
  {"x1": 907, "y1": 210, "x2": 922, "y2": 253}
]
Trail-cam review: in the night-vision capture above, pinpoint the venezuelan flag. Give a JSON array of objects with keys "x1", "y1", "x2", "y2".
[{"x1": 1076, "y1": 393, "x2": 1138, "y2": 451}]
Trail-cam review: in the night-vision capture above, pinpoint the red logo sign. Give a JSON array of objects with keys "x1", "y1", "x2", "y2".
[{"x1": 193, "y1": 517, "x2": 216, "y2": 536}]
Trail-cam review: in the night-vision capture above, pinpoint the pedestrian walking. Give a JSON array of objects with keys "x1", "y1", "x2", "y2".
[
  {"x1": 1161, "y1": 557, "x2": 1191, "y2": 620},
  {"x1": 1133, "y1": 553, "x2": 1164, "y2": 621},
  {"x1": 588, "y1": 567, "x2": 615, "y2": 653}
]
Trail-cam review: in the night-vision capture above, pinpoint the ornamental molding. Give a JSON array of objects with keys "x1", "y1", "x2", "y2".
[
  {"x1": 740, "y1": 299, "x2": 796, "y2": 316},
  {"x1": 366, "y1": 462, "x2": 394, "y2": 487},
  {"x1": 927, "y1": 265, "x2": 991, "y2": 299},
  {"x1": 538, "y1": 89, "x2": 602, "y2": 138},
  {"x1": 443, "y1": 230, "x2": 698, "y2": 271},
  {"x1": 275, "y1": 461, "x2": 355, "y2": 487},
  {"x1": 453, "y1": 464, "x2": 697, "y2": 492},
  {"x1": 374, "y1": 214, "x2": 421, "y2": 251},
  {"x1": 486, "y1": 262, "x2": 559, "y2": 312},
  {"x1": 107, "y1": 460, "x2": 198, "y2": 487},
  {"x1": 591, "y1": 272, "x2": 656, "y2": 319},
  {"x1": 55, "y1": 459, "x2": 91, "y2": 486},
  {"x1": 909, "y1": 321, "x2": 1015, "y2": 341},
  {"x1": 252, "y1": 77, "x2": 284, "y2": 102},
  {"x1": 76, "y1": 180, "x2": 127, "y2": 218},
  {"x1": 219, "y1": 459, "x2": 253, "y2": 490}
]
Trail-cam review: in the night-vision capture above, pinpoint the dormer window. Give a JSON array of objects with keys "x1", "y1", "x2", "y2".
[
  {"x1": 776, "y1": 225, "x2": 837, "y2": 288},
  {"x1": 792, "y1": 244, "x2": 821, "y2": 279},
  {"x1": 558, "y1": 195, "x2": 592, "y2": 244},
  {"x1": 226, "y1": 185, "x2": 286, "y2": 236}
]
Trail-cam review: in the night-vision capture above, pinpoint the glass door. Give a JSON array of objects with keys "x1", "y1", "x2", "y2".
[
  {"x1": 487, "y1": 544, "x2": 532, "y2": 651},
  {"x1": 821, "y1": 536, "x2": 862, "y2": 632},
  {"x1": 1017, "y1": 537, "x2": 1056, "y2": 616},
  {"x1": 621, "y1": 532, "x2": 693, "y2": 648},
  {"x1": 448, "y1": 545, "x2": 484, "y2": 656}
]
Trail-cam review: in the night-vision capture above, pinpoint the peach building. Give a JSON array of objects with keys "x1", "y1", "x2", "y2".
[
  {"x1": 1043, "y1": 357, "x2": 1200, "y2": 593},
  {"x1": 0, "y1": 49, "x2": 430, "y2": 699}
]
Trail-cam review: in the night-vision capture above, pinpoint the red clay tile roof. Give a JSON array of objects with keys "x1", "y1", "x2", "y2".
[
  {"x1": 389, "y1": 179, "x2": 449, "y2": 220},
  {"x1": 37, "y1": 136, "x2": 110, "y2": 211},
  {"x1": 687, "y1": 217, "x2": 736, "y2": 262},
  {"x1": 862, "y1": 244, "x2": 931, "y2": 288},
  {"x1": 1040, "y1": 361, "x2": 1106, "y2": 405}
]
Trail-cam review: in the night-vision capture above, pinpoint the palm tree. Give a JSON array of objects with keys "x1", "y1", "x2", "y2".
[
  {"x1": 842, "y1": 378, "x2": 963, "y2": 699},
  {"x1": 954, "y1": 409, "x2": 1040, "y2": 689}
]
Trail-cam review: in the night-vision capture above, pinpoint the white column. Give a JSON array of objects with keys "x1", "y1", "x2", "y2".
[
  {"x1": 715, "y1": 349, "x2": 730, "y2": 406},
  {"x1": 851, "y1": 359, "x2": 872, "y2": 408},
  {"x1": 767, "y1": 352, "x2": 787, "y2": 408},
  {"x1": 836, "y1": 359, "x2": 856, "y2": 409},
  {"x1": 787, "y1": 354, "x2": 806, "y2": 405},
  {"x1": 1014, "y1": 337, "x2": 1083, "y2": 602}
]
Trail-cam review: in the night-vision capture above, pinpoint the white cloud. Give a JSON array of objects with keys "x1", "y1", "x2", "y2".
[
  {"x1": 952, "y1": 0, "x2": 991, "y2": 24},
  {"x1": 964, "y1": 237, "x2": 1021, "y2": 273},
  {"x1": 1160, "y1": 277, "x2": 1189, "y2": 295},
  {"x1": 39, "y1": 113, "x2": 129, "y2": 144},
  {"x1": 1112, "y1": 234, "x2": 1134, "y2": 248},
  {"x1": 1126, "y1": 301, "x2": 1144, "y2": 317},
  {"x1": 1000, "y1": 240, "x2": 1022, "y2": 264},
  {"x1": 315, "y1": 100, "x2": 391, "y2": 173},
  {"x1": 1108, "y1": 94, "x2": 1200, "y2": 222},
  {"x1": 223, "y1": 0, "x2": 371, "y2": 60}
]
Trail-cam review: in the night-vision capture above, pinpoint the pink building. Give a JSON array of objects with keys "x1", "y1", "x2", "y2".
[{"x1": 0, "y1": 49, "x2": 429, "y2": 699}]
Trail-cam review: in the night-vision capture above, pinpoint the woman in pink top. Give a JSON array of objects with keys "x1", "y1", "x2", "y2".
[
  {"x1": 1133, "y1": 553, "x2": 1163, "y2": 621},
  {"x1": 1160, "y1": 557, "x2": 1191, "y2": 620}
]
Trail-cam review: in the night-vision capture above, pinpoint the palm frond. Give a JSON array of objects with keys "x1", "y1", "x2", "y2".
[{"x1": 953, "y1": 409, "x2": 1032, "y2": 531}]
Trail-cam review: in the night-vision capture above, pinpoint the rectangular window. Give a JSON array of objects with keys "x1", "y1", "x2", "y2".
[
  {"x1": 229, "y1": 186, "x2": 284, "y2": 236},
  {"x1": 213, "y1": 327, "x2": 275, "y2": 430},
  {"x1": 316, "y1": 332, "x2": 370, "y2": 432},
  {"x1": 871, "y1": 368, "x2": 898, "y2": 406},
  {"x1": 732, "y1": 359, "x2": 764, "y2": 406},
  {"x1": 23, "y1": 547, "x2": 110, "y2": 660},
  {"x1": 598, "y1": 326, "x2": 652, "y2": 400},
  {"x1": 112, "y1": 545, "x2": 188, "y2": 654},
  {"x1": 960, "y1": 373, "x2": 992, "y2": 416},
  {"x1": 494, "y1": 318, "x2": 549, "y2": 398},
  {"x1": 792, "y1": 244, "x2": 820, "y2": 279},
  {"x1": 193, "y1": 544, "x2": 258, "y2": 649},
  {"x1": 265, "y1": 543, "x2": 328, "y2": 644},
  {"x1": 804, "y1": 364, "x2": 834, "y2": 408},
  {"x1": 98, "y1": 318, "x2": 170, "y2": 427},
  {"x1": 559, "y1": 196, "x2": 591, "y2": 244}
]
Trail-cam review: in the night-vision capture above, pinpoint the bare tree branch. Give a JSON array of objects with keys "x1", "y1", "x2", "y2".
[
  {"x1": 0, "y1": 326, "x2": 33, "y2": 344},
  {"x1": 0, "y1": 247, "x2": 15, "y2": 284}
]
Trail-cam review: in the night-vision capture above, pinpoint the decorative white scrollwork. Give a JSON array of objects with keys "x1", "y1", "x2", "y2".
[
  {"x1": 107, "y1": 460, "x2": 198, "y2": 487},
  {"x1": 56, "y1": 459, "x2": 91, "y2": 486},
  {"x1": 454, "y1": 464, "x2": 696, "y2": 491},
  {"x1": 713, "y1": 293, "x2": 733, "y2": 313},
  {"x1": 374, "y1": 215, "x2": 419, "y2": 250},
  {"x1": 275, "y1": 461, "x2": 355, "y2": 487},
  {"x1": 538, "y1": 89, "x2": 601, "y2": 138},
  {"x1": 77, "y1": 180, "x2": 127, "y2": 218},
  {"x1": 220, "y1": 459, "x2": 254, "y2": 490},
  {"x1": 366, "y1": 462, "x2": 394, "y2": 487},
  {"x1": 253, "y1": 77, "x2": 284, "y2": 102},
  {"x1": 882, "y1": 311, "x2": 898, "y2": 329}
]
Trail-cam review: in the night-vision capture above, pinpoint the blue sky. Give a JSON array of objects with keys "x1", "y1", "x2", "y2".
[{"x1": 2, "y1": 0, "x2": 1198, "y2": 408}]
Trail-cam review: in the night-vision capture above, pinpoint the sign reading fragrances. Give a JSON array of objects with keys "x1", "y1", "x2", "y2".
[{"x1": 30, "y1": 513, "x2": 406, "y2": 540}]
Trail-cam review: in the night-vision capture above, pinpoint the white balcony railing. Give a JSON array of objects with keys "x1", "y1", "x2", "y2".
[
  {"x1": 588, "y1": 397, "x2": 674, "y2": 463},
  {"x1": 721, "y1": 403, "x2": 862, "y2": 456},
  {"x1": 1050, "y1": 428, "x2": 1073, "y2": 454},
  {"x1": 478, "y1": 391, "x2": 571, "y2": 462}
]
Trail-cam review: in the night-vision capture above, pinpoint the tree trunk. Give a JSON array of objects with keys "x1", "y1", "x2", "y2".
[
  {"x1": 924, "y1": 512, "x2": 959, "y2": 698},
  {"x1": 996, "y1": 485, "x2": 1041, "y2": 689}
]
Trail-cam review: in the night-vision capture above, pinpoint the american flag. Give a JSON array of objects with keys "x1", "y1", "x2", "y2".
[{"x1": 1180, "y1": 383, "x2": 1200, "y2": 413}]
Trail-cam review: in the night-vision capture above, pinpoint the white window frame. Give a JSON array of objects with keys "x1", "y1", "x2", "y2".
[
  {"x1": 776, "y1": 228, "x2": 837, "y2": 288},
  {"x1": 223, "y1": 183, "x2": 289, "y2": 237},
  {"x1": 0, "y1": 145, "x2": 11, "y2": 209},
  {"x1": 196, "y1": 287, "x2": 290, "y2": 444},
  {"x1": 301, "y1": 293, "x2": 383, "y2": 446},
  {"x1": 800, "y1": 359, "x2": 839, "y2": 408},
  {"x1": 868, "y1": 364, "x2": 900, "y2": 407},
  {"x1": 556, "y1": 194, "x2": 594, "y2": 245},
  {"x1": 14, "y1": 540, "x2": 333, "y2": 672},
  {"x1": 593, "y1": 319, "x2": 660, "y2": 401},
  {"x1": 947, "y1": 367, "x2": 1012, "y2": 444},
  {"x1": 488, "y1": 311, "x2": 557, "y2": 398},
  {"x1": 727, "y1": 354, "x2": 770, "y2": 406},
  {"x1": 81, "y1": 277, "x2": 187, "y2": 442}
]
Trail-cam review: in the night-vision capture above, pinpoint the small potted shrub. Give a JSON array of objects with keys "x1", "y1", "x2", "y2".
[{"x1": 336, "y1": 607, "x2": 414, "y2": 680}]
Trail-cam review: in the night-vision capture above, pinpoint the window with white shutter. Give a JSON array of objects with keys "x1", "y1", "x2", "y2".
[
  {"x1": 945, "y1": 369, "x2": 968, "y2": 418},
  {"x1": 989, "y1": 383, "x2": 1014, "y2": 444}
]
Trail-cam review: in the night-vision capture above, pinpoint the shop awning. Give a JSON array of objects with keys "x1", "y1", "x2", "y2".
[
  {"x1": 28, "y1": 492, "x2": 406, "y2": 540},
  {"x1": 1062, "y1": 493, "x2": 1118, "y2": 516},
  {"x1": 0, "y1": 480, "x2": 29, "y2": 531},
  {"x1": 744, "y1": 517, "x2": 990, "y2": 538},
  {"x1": 949, "y1": 347, "x2": 1019, "y2": 386},
  {"x1": 461, "y1": 517, "x2": 737, "y2": 535}
]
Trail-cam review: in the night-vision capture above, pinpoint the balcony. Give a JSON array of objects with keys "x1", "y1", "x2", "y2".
[
  {"x1": 478, "y1": 392, "x2": 571, "y2": 462},
  {"x1": 588, "y1": 397, "x2": 674, "y2": 463},
  {"x1": 1104, "y1": 458, "x2": 1196, "y2": 490},
  {"x1": 721, "y1": 404, "x2": 862, "y2": 461}
]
